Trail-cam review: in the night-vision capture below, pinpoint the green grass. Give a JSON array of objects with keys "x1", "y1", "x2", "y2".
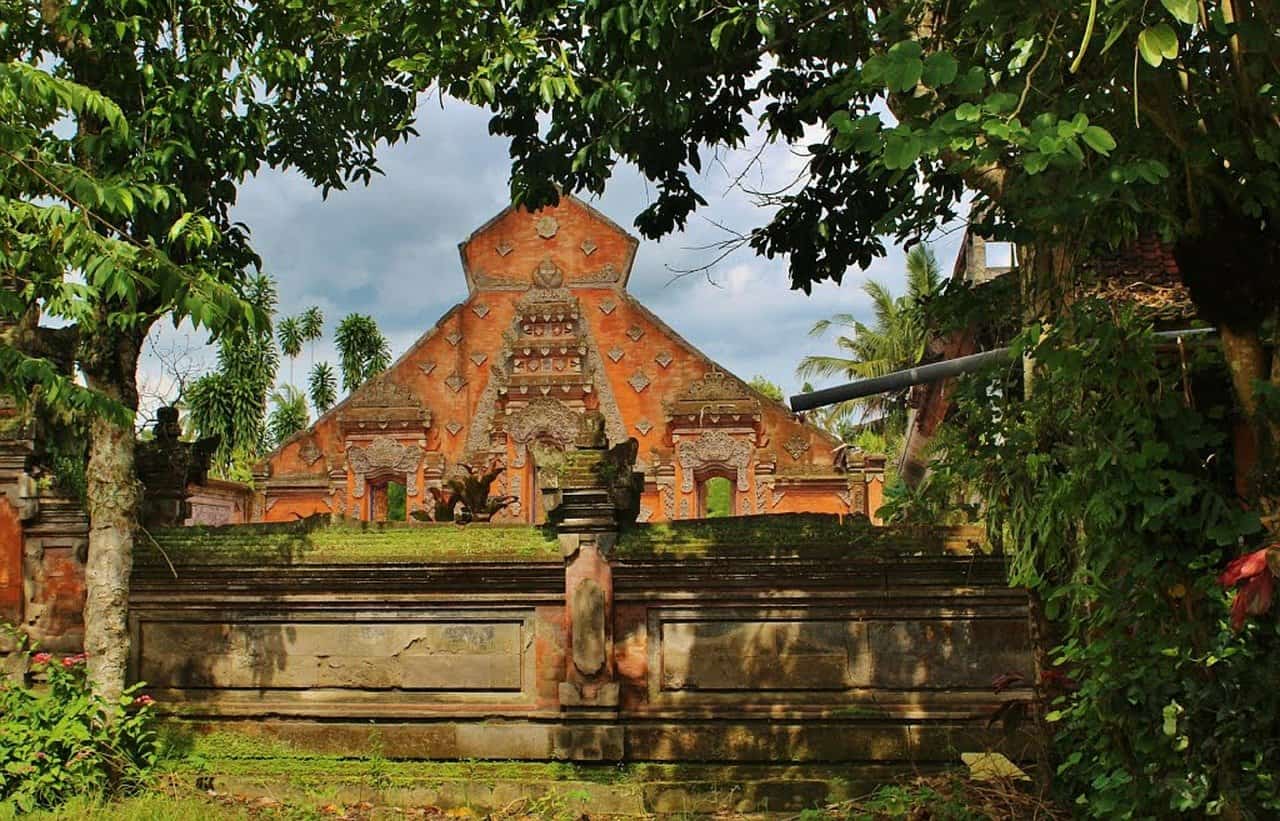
[
  {"x1": 0, "y1": 794, "x2": 255, "y2": 821},
  {"x1": 704, "y1": 477, "x2": 733, "y2": 517}
]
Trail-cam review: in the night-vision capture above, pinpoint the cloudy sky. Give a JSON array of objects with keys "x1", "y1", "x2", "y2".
[{"x1": 140, "y1": 98, "x2": 979, "y2": 417}]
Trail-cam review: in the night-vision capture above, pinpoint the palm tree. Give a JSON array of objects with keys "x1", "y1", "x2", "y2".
[
  {"x1": 335, "y1": 313, "x2": 391, "y2": 392},
  {"x1": 308, "y1": 361, "x2": 338, "y2": 414},
  {"x1": 277, "y1": 316, "x2": 303, "y2": 384},
  {"x1": 267, "y1": 385, "x2": 310, "y2": 447},
  {"x1": 796, "y1": 244, "x2": 941, "y2": 434},
  {"x1": 299, "y1": 306, "x2": 324, "y2": 368}
]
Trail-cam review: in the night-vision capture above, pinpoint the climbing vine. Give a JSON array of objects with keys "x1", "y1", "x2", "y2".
[{"x1": 935, "y1": 301, "x2": 1280, "y2": 816}]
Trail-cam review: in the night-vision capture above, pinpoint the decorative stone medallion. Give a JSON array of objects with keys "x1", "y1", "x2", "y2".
[
  {"x1": 496, "y1": 239, "x2": 513, "y2": 257},
  {"x1": 635, "y1": 419, "x2": 653, "y2": 436},
  {"x1": 470, "y1": 352, "x2": 488, "y2": 366},
  {"x1": 535, "y1": 215, "x2": 559, "y2": 239},
  {"x1": 299, "y1": 438, "x2": 323, "y2": 466},
  {"x1": 445, "y1": 372, "x2": 466, "y2": 393},
  {"x1": 581, "y1": 239, "x2": 597, "y2": 256},
  {"x1": 446, "y1": 420, "x2": 463, "y2": 436},
  {"x1": 347, "y1": 436, "x2": 422, "y2": 498},
  {"x1": 446, "y1": 329, "x2": 463, "y2": 346},
  {"x1": 533, "y1": 257, "x2": 564, "y2": 289},
  {"x1": 654, "y1": 351, "x2": 673, "y2": 368},
  {"x1": 783, "y1": 435, "x2": 811, "y2": 461},
  {"x1": 628, "y1": 371, "x2": 651, "y2": 393},
  {"x1": 607, "y1": 347, "x2": 624, "y2": 363},
  {"x1": 419, "y1": 361, "x2": 436, "y2": 376},
  {"x1": 472, "y1": 303, "x2": 490, "y2": 318},
  {"x1": 599, "y1": 299, "x2": 617, "y2": 315},
  {"x1": 626, "y1": 325, "x2": 645, "y2": 342}
]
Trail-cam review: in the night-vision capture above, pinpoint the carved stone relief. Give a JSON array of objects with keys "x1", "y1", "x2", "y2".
[
  {"x1": 419, "y1": 361, "x2": 436, "y2": 375},
  {"x1": 607, "y1": 347, "x2": 624, "y2": 363},
  {"x1": 578, "y1": 263, "x2": 619, "y2": 284},
  {"x1": 679, "y1": 497, "x2": 690, "y2": 518},
  {"x1": 657, "y1": 477, "x2": 676, "y2": 520},
  {"x1": 496, "y1": 239, "x2": 513, "y2": 256},
  {"x1": 533, "y1": 257, "x2": 564, "y2": 289},
  {"x1": 677, "y1": 430, "x2": 753, "y2": 492},
  {"x1": 446, "y1": 421, "x2": 463, "y2": 436},
  {"x1": 637, "y1": 506, "x2": 653, "y2": 523},
  {"x1": 299, "y1": 438, "x2": 323, "y2": 467},
  {"x1": 599, "y1": 299, "x2": 617, "y2": 315},
  {"x1": 581, "y1": 239, "x2": 597, "y2": 256},
  {"x1": 470, "y1": 352, "x2": 488, "y2": 366},
  {"x1": 445, "y1": 372, "x2": 466, "y2": 393},
  {"x1": 347, "y1": 437, "x2": 422, "y2": 498},
  {"x1": 628, "y1": 372, "x2": 650, "y2": 393},
  {"x1": 535, "y1": 215, "x2": 559, "y2": 239},
  {"x1": 472, "y1": 303, "x2": 490, "y2": 318},
  {"x1": 635, "y1": 419, "x2": 653, "y2": 436},
  {"x1": 446, "y1": 329, "x2": 463, "y2": 346},
  {"x1": 654, "y1": 351, "x2": 673, "y2": 368},
  {"x1": 626, "y1": 325, "x2": 644, "y2": 341},
  {"x1": 783, "y1": 435, "x2": 811, "y2": 461},
  {"x1": 504, "y1": 397, "x2": 580, "y2": 446}
]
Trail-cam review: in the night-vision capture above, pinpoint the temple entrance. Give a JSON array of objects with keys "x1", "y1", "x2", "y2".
[
  {"x1": 368, "y1": 476, "x2": 408, "y2": 521},
  {"x1": 529, "y1": 439, "x2": 567, "y2": 525},
  {"x1": 699, "y1": 475, "x2": 735, "y2": 518}
]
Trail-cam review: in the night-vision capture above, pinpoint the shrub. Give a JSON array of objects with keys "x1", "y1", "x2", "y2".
[{"x1": 0, "y1": 639, "x2": 159, "y2": 813}]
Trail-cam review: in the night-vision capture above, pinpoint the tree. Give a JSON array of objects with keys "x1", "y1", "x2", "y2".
[
  {"x1": 2, "y1": 1, "x2": 417, "y2": 697},
  {"x1": 267, "y1": 384, "x2": 309, "y2": 447},
  {"x1": 335, "y1": 313, "x2": 392, "y2": 392},
  {"x1": 797, "y1": 245, "x2": 941, "y2": 431},
  {"x1": 747, "y1": 375, "x2": 784, "y2": 402},
  {"x1": 185, "y1": 278, "x2": 280, "y2": 479},
  {"x1": 299, "y1": 306, "x2": 325, "y2": 367},
  {"x1": 308, "y1": 361, "x2": 339, "y2": 415},
  {"x1": 393, "y1": 0, "x2": 1279, "y2": 493},
  {"x1": 277, "y1": 316, "x2": 303, "y2": 385}
]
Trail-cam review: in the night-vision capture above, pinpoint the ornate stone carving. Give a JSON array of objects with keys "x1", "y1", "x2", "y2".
[
  {"x1": 445, "y1": 372, "x2": 466, "y2": 393},
  {"x1": 607, "y1": 347, "x2": 624, "y2": 363},
  {"x1": 626, "y1": 325, "x2": 644, "y2": 341},
  {"x1": 666, "y1": 367, "x2": 762, "y2": 429},
  {"x1": 472, "y1": 303, "x2": 490, "y2": 318},
  {"x1": 578, "y1": 263, "x2": 619, "y2": 284},
  {"x1": 535, "y1": 215, "x2": 559, "y2": 239},
  {"x1": 338, "y1": 377, "x2": 430, "y2": 435},
  {"x1": 299, "y1": 438, "x2": 323, "y2": 467},
  {"x1": 679, "y1": 497, "x2": 690, "y2": 518},
  {"x1": 654, "y1": 351, "x2": 673, "y2": 368},
  {"x1": 635, "y1": 419, "x2": 653, "y2": 436},
  {"x1": 754, "y1": 476, "x2": 774, "y2": 514},
  {"x1": 637, "y1": 506, "x2": 653, "y2": 523},
  {"x1": 581, "y1": 239, "x2": 597, "y2": 256},
  {"x1": 533, "y1": 257, "x2": 564, "y2": 289},
  {"x1": 504, "y1": 397, "x2": 580, "y2": 446},
  {"x1": 582, "y1": 338, "x2": 628, "y2": 446},
  {"x1": 677, "y1": 430, "x2": 753, "y2": 492},
  {"x1": 783, "y1": 435, "x2": 811, "y2": 461},
  {"x1": 347, "y1": 437, "x2": 422, "y2": 498},
  {"x1": 446, "y1": 329, "x2": 462, "y2": 346},
  {"x1": 599, "y1": 299, "x2": 617, "y2": 315},
  {"x1": 628, "y1": 372, "x2": 650, "y2": 393},
  {"x1": 419, "y1": 361, "x2": 436, "y2": 376},
  {"x1": 446, "y1": 420, "x2": 463, "y2": 436},
  {"x1": 496, "y1": 239, "x2": 513, "y2": 256},
  {"x1": 470, "y1": 352, "x2": 488, "y2": 366}
]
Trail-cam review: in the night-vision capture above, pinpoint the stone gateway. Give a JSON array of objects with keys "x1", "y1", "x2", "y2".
[{"x1": 254, "y1": 197, "x2": 884, "y2": 523}]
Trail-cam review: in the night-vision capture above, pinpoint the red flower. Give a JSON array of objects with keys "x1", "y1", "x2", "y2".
[
  {"x1": 131, "y1": 694, "x2": 156, "y2": 707},
  {"x1": 31, "y1": 652, "x2": 52, "y2": 665},
  {"x1": 60, "y1": 653, "x2": 87, "y2": 668},
  {"x1": 1220, "y1": 547, "x2": 1278, "y2": 632}
]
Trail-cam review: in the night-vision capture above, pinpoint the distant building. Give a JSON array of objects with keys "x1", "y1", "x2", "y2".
[{"x1": 254, "y1": 196, "x2": 884, "y2": 523}]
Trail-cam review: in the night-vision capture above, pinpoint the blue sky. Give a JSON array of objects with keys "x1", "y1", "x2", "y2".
[{"x1": 138, "y1": 98, "x2": 974, "y2": 417}]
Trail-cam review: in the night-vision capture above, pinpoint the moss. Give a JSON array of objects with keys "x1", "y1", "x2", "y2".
[{"x1": 139, "y1": 518, "x2": 560, "y2": 567}]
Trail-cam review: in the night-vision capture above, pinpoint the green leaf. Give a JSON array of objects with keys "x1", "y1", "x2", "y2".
[
  {"x1": 1161, "y1": 0, "x2": 1199, "y2": 25},
  {"x1": 1081, "y1": 125, "x2": 1117, "y2": 155},
  {"x1": 1138, "y1": 24, "x2": 1179, "y2": 67},
  {"x1": 955, "y1": 102, "x2": 981, "y2": 122},
  {"x1": 755, "y1": 15, "x2": 775, "y2": 40},
  {"x1": 882, "y1": 133, "x2": 921, "y2": 169},
  {"x1": 922, "y1": 53, "x2": 958, "y2": 88}
]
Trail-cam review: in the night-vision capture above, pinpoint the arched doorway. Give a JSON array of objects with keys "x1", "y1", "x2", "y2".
[{"x1": 698, "y1": 473, "x2": 736, "y2": 518}]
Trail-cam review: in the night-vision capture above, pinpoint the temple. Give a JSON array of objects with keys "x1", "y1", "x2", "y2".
[{"x1": 254, "y1": 196, "x2": 884, "y2": 523}]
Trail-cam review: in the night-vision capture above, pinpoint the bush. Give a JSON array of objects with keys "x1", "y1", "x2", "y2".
[{"x1": 0, "y1": 639, "x2": 159, "y2": 813}]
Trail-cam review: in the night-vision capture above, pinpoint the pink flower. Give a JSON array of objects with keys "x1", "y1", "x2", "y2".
[
  {"x1": 131, "y1": 694, "x2": 156, "y2": 707},
  {"x1": 31, "y1": 652, "x2": 52, "y2": 665},
  {"x1": 1219, "y1": 546, "x2": 1279, "y2": 632},
  {"x1": 60, "y1": 653, "x2": 87, "y2": 668}
]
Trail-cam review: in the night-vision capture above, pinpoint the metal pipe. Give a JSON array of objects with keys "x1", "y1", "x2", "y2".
[{"x1": 789, "y1": 327, "x2": 1215, "y2": 413}]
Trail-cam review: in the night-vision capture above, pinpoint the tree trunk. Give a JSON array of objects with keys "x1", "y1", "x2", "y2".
[{"x1": 82, "y1": 331, "x2": 142, "y2": 702}]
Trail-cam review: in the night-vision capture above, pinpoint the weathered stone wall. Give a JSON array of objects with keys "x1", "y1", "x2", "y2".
[{"x1": 129, "y1": 526, "x2": 1033, "y2": 764}]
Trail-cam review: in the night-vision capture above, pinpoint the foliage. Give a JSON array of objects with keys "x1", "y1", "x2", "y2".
[
  {"x1": 426, "y1": 486, "x2": 462, "y2": 522},
  {"x1": 446, "y1": 462, "x2": 517, "y2": 522},
  {"x1": 275, "y1": 317, "x2": 302, "y2": 361},
  {"x1": 298, "y1": 307, "x2": 325, "y2": 348},
  {"x1": 334, "y1": 313, "x2": 391, "y2": 393},
  {"x1": 266, "y1": 385, "x2": 309, "y2": 448},
  {"x1": 798, "y1": 245, "x2": 941, "y2": 430},
  {"x1": 0, "y1": 638, "x2": 158, "y2": 813},
  {"x1": 939, "y1": 302, "x2": 1280, "y2": 817},
  {"x1": 703, "y1": 476, "x2": 733, "y2": 517},
  {"x1": 386, "y1": 481, "x2": 407, "y2": 522},
  {"x1": 748, "y1": 375, "x2": 784, "y2": 402},
  {"x1": 307, "y1": 361, "x2": 338, "y2": 415},
  {"x1": 186, "y1": 278, "x2": 279, "y2": 477}
]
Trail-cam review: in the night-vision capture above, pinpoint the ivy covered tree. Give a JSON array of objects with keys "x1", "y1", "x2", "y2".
[
  {"x1": 335, "y1": 312, "x2": 392, "y2": 392},
  {"x1": 185, "y1": 278, "x2": 279, "y2": 479},
  {"x1": 1, "y1": 0, "x2": 417, "y2": 697},
  {"x1": 267, "y1": 384, "x2": 309, "y2": 447},
  {"x1": 308, "y1": 361, "x2": 338, "y2": 415}
]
